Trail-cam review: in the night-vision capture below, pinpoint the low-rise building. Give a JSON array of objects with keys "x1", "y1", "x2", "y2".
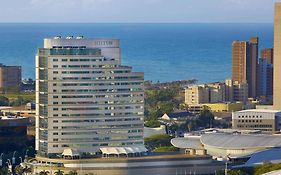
[
  {"x1": 161, "y1": 111, "x2": 192, "y2": 121},
  {"x1": 232, "y1": 109, "x2": 281, "y2": 133},
  {"x1": 184, "y1": 85, "x2": 210, "y2": 105},
  {"x1": 202, "y1": 102, "x2": 243, "y2": 112}
]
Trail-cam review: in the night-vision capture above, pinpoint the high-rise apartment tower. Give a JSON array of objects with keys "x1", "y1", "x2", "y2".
[{"x1": 232, "y1": 37, "x2": 258, "y2": 99}]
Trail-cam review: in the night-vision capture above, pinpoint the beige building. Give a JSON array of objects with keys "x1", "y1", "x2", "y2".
[
  {"x1": 232, "y1": 109, "x2": 281, "y2": 133},
  {"x1": 0, "y1": 64, "x2": 21, "y2": 93},
  {"x1": 225, "y1": 79, "x2": 248, "y2": 102},
  {"x1": 274, "y1": 3, "x2": 281, "y2": 110},
  {"x1": 184, "y1": 83, "x2": 225, "y2": 105},
  {"x1": 184, "y1": 85, "x2": 210, "y2": 105},
  {"x1": 36, "y1": 37, "x2": 144, "y2": 158}
]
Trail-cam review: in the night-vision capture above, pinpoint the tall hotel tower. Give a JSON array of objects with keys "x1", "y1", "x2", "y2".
[
  {"x1": 274, "y1": 3, "x2": 281, "y2": 109},
  {"x1": 35, "y1": 37, "x2": 144, "y2": 157}
]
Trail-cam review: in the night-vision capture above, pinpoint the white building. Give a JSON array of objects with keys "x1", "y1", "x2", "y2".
[
  {"x1": 232, "y1": 109, "x2": 281, "y2": 133},
  {"x1": 35, "y1": 36, "x2": 145, "y2": 157}
]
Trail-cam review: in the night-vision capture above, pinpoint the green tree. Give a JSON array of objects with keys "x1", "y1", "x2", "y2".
[
  {"x1": 144, "y1": 119, "x2": 161, "y2": 128},
  {"x1": 197, "y1": 108, "x2": 214, "y2": 128},
  {"x1": 0, "y1": 167, "x2": 9, "y2": 175},
  {"x1": 144, "y1": 134, "x2": 173, "y2": 150},
  {"x1": 54, "y1": 170, "x2": 64, "y2": 175},
  {"x1": 0, "y1": 96, "x2": 9, "y2": 106},
  {"x1": 67, "y1": 171, "x2": 78, "y2": 175},
  {"x1": 15, "y1": 165, "x2": 24, "y2": 175}
]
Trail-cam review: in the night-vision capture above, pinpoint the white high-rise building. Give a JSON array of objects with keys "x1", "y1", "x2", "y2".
[{"x1": 35, "y1": 37, "x2": 144, "y2": 157}]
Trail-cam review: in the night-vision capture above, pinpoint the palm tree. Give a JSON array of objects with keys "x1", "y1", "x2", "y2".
[
  {"x1": 67, "y1": 171, "x2": 77, "y2": 175},
  {"x1": 39, "y1": 170, "x2": 49, "y2": 175},
  {"x1": 23, "y1": 166, "x2": 32, "y2": 175},
  {"x1": 0, "y1": 167, "x2": 9, "y2": 175},
  {"x1": 54, "y1": 170, "x2": 64, "y2": 175},
  {"x1": 15, "y1": 165, "x2": 24, "y2": 175}
]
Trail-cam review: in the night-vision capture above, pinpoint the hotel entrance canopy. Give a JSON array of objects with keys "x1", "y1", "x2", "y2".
[{"x1": 100, "y1": 145, "x2": 147, "y2": 156}]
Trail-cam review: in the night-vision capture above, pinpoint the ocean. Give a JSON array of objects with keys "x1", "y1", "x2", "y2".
[{"x1": 0, "y1": 23, "x2": 273, "y2": 83}]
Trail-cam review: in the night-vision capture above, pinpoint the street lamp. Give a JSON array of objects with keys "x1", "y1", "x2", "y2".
[
  {"x1": 12, "y1": 151, "x2": 16, "y2": 164},
  {"x1": 0, "y1": 153, "x2": 3, "y2": 166},
  {"x1": 19, "y1": 157, "x2": 23, "y2": 163},
  {"x1": 25, "y1": 150, "x2": 29, "y2": 162}
]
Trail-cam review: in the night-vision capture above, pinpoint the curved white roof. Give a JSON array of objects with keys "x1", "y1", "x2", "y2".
[
  {"x1": 171, "y1": 137, "x2": 203, "y2": 149},
  {"x1": 201, "y1": 134, "x2": 281, "y2": 149},
  {"x1": 100, "y1": 145, "x2": 147, "y2": 155}
]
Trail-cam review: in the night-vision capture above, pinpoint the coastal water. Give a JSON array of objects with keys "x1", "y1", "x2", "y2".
[{"x1": 0, "y1": 23, "x2": 273, "y2": 83}]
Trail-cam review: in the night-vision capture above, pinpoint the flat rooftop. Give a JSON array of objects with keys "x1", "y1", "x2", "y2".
[{"x1": 235, "y1": 109, "x2": 281, "y2": 113}]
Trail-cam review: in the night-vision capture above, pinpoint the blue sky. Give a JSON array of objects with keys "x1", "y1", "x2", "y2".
[{"x1": 0, "y1": 0, "x2": 275, "y2": 23}]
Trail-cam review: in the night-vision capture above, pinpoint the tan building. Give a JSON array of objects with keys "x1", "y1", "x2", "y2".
[
  {"x1": 184, "y1": 85, "x2": 209, "y2": 105},
  {"x1": 274, "y1": 3, "x2": 281, "y2": 110},
  {"x1": 232, "y1": 37, "x2": 258, "y2": 99},
  {"x1": 0, "y1": 64, "x2": 21, "y2": 93},
  {"x1": 232, "y1": 109, "x2": 281, "y2": 133},
  {"x1": 225, "y1": 79, "x2": 248, "y2": 102},
  {"x1": 184, "y1": 83, "x2": 225, "y2": 105},
  {"x1": 261, "y1": 48, "x2": 274, "y2": 64}
]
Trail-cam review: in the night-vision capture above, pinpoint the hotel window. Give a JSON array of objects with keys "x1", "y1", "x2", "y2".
[{"x1": 53, "y1": 59, "x2": 58, "y2": 62}]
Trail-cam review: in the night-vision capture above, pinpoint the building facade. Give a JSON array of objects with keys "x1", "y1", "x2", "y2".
[
  {"x1": 225, "y1": 79, "x2": 248, "y2": 102},
  {"x1": 232, "y1": 37, "x2": 259, "y2": 99},
  {"x1": 35, "y1": 37, "x2": 144, "y2": 157},
  {"x1": 184, "y1": 83, "x2": 225, "y2": 105},
  {"x1": 232, "y1": 109, "x2": 281, "y2": 133},
  {"x1": 0, "y1": 64, "x2": 21, "y2": 93},
  {"x1": 274, "y1": 3, "x2": 281, "y2": 110},
  {"x1": 257, "y1": 58, "x2": 273, "y2": 99},
  {"x1": 184, "y1": 85, "x2": 210, "y2": 105},
  {"x1": 261, "y1": 48, "x2": 274, "y2": 64}
]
